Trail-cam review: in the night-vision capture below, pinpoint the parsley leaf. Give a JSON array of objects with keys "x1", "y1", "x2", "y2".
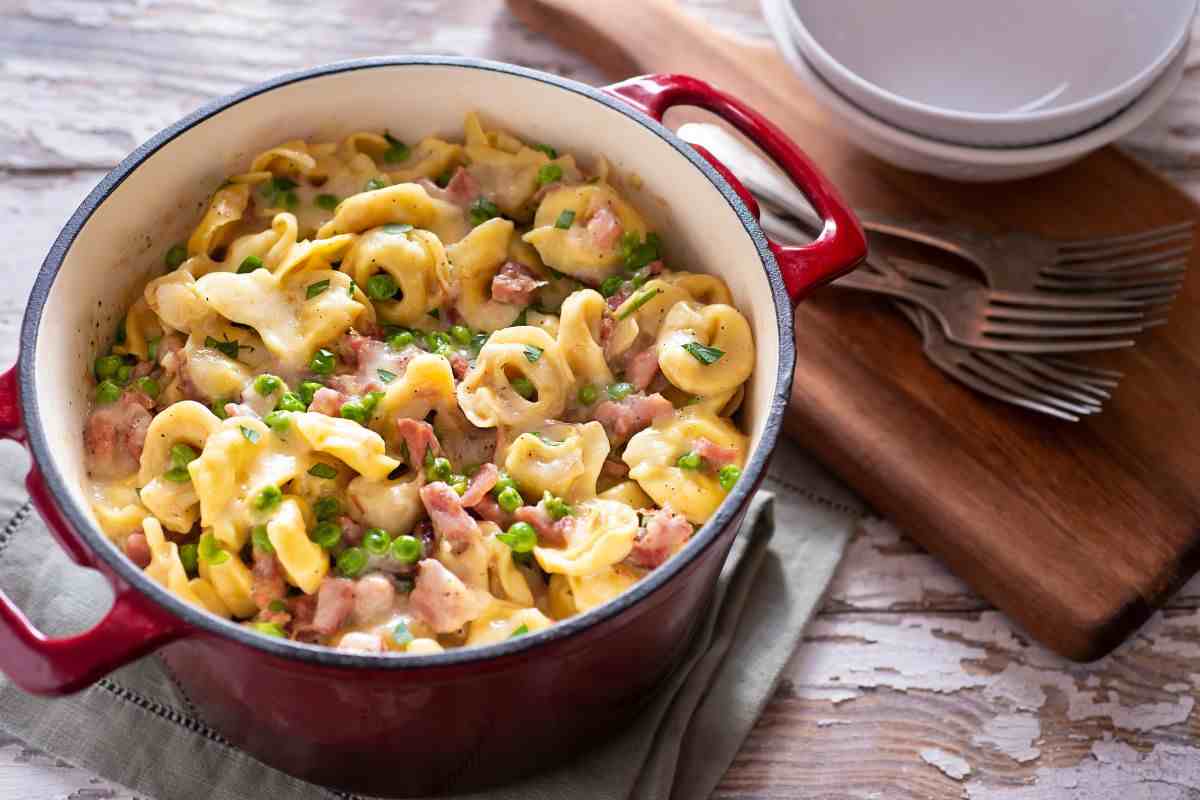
[
  {"x1": 240, "y1": 426, "x2": 260, "y2": 444},
  {"x1": 306, "y1": 279, "x2": 330, "y2": 299},
  {"x1": 377, "y1": 368, "x2": 397, "y2": 383},
  {"x1": 523, "y1": 345, "x2": 543, "y2": 363},
  {"x1": 682, "y1": 342, "x2": 725, "y2": 365}
]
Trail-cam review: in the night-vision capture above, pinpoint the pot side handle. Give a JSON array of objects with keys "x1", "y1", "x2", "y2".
[
  {"x1": 601, "y1": 74, "x2": 867, "y2": 303},
  {"x1": 0, "y1": 364, "x2": 187, "y2": 695}
]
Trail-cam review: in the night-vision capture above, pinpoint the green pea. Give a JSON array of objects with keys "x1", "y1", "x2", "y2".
[
  {"x1": 264, "y1": 410, "x2": 291, "y2": 433},
  {"x1": 211, "y1": 399, "x2": 230, "y2": 420},
  {"x1": 339, "y1": 400, "x2": 367, "y2": 424},
  {"x1": 676, "y1": 451, "x2": 702, "y2": 470},
  {"x1": 164, "y1": 243, "x2": 187, "y2": 269},
  {"x1": 498, "y1": 521, "x2": 537, "y2": 554},
  {"x1": 94, "y1": 354, "x2": 123, "y2": 380},
  {"x1": 337, "y1": 546, "x2": 368, "y2": 577},
  {"x1": 607, "y1": 382, "x2": 634, "y2": 401},
  {"x1": 307, "y1": 462, "x2": 338, "y2": 479},
  {"x1": 134, "y1": 376, "x2": 160, "y2": 399},
  {"x1": 718, "y1": 465, "x2": 742, "y2": 491},
  {"x1": 252, "y1": 524, "x2": 274, "y2": 554},
  {"x1": 311, "y1": 521, "x2": 342, "y2": 550},
  {"x1": 96, "y1": 380, "x2": 121, "y2": 404},
  {"x1": 366, "y1": 273, "x2": 399, "y2": 300},
  {"x1": 315, "y1": 193, "x2": 339, "y2": 211},
  {"x1": 493, "y1": 472, "x2": 517, "y2": 497},
  {"x1": 312, "y1": 496, "x2": 339, "y2": 522},
  {"x1": 497, "y1": 486, "x2": 523, "y2": 514},
  {"x1": 178, "y1": 543, "x2": 199, "y2": 576},
  {"x1": 390, "y1": 534, "x2": 423, "y2": 564},
  {"x1": 198, "y1": 531, "x2": 229, "y2": 565},
  {"x1": 577, "y1": 384, "x2": 597, "y2": 405},
  {"x1": 511, "y1": 377, "x2": 535, "y2": 400},
  {"x1": 599, "y1": 275, "x2": 624, "y2": 297},
  {"x1": 423, "y1": 330, "x2": 450, "y2": 352},
  {"x1": 237, "y1": 255, "x2": 264, "y2": 274},
  {"x1": 363, "y1": 527, "x2": 391, "y2": 555},
  {"x1": 362, "y1": 390, "x2": 384, "y2": 418},
  {"x1": 543, "y1": 492, "x2": 572, "y2": 520},
  {"x1": 429, "y1": 457, "x2": 452, "y2": 483},
  {"x1": 387, "y1": 330, "x2": 414, "y2": 350},
  {"x1": 277, "y1": 391, "x2": 305, "y2": 413},
  {"x1": 309, "y1": 348, "x2": 336, "y2": 375},
  {"x1": 298, "y1": 381, "x2": 323, "y2": 406},
  {"x1": 115, "y1": 364, "x2": 133, "y2": 385},
  {"x1": 147, "y1": 337, "x2": 161, "y2": 362},
  {"x1": 254, "y1": 484, "x2": 283, "y2": 511},
  {"x1": 450, "y1": 477, "x2": 469, "y2": 496},
  {"x1": 252, "y1": 622, "x2": 286, "y2": 638},
  {"x1": 449, "y1": 324, "x2": 472, "y2": 345},
  {"x1": 364, "y1": 177, "x2": 387, "y2": 192},
  {"x1": 254, "y1": 374, "x2": 283, "y2": 396}
]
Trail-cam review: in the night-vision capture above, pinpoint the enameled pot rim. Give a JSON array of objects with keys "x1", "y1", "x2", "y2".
[{"x1": 20, "y1": 56, "x2": 795, "y2": 669}]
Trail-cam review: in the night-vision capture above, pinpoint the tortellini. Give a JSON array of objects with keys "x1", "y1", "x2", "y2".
[
  {"x1": 656, "y1": 301, "x2": 754, "y2": 398},
  {"x1": 523, "y1": 183, "x2": 648, "y2": 284},
  {"x1": 84, "y1": 113, "x2": 758, "y2": 654},
  {"x1": 623, "y1": 409, "x2": 749, "y2": 524},
  {"x1": 456, "y1": 327, "x2": 573, "y2": 428}
]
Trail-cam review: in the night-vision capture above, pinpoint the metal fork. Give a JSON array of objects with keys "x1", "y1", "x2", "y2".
[
  {"x1": 892, "y1": 301, "x2": 1118, "y2": 421},
  {"x1": 679, "y1": 122, "x2": 1190, "y2": 304},
  {"x1": 763, "y1": 211, "x2": 1154, "y2": 353}
]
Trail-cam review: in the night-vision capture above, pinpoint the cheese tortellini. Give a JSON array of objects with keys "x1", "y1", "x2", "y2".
[{"x1": 83, "y1": 112, "x2": 756, "y2": 655}]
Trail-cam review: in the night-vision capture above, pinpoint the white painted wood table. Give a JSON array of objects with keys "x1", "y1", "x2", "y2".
[{"x1": 3, "y1": 2, "x2": 1200, "y2": 798}]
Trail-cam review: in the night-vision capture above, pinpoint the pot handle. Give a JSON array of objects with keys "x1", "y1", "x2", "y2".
[
  {"x1": 0, "y1": 364, "x2": 187, "y2": 695},
  {"x1": 601, "y1": 74, "x2": 866, "y2": 302}
]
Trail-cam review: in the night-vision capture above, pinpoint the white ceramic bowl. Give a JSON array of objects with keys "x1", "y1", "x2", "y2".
[
  {"x1": 785, "y1": 0, "x2": 1196, "y2": 147},
  {"x1": 762, "y1": 0, "x2": 1190, "y2": 182}
]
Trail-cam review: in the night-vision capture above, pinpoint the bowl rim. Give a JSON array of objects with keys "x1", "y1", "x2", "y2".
[
  {"x1": 763, "y1": 0, "x2": 1191, "y2": 166},
  {"x1": 19, "y1": 56, "x2": 795, "y2": 670},
  {"x1": 784, "y1": 0, "x2": 1197, "y2": 127}
]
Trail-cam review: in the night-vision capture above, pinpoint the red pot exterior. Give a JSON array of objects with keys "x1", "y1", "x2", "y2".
[{"x1": 162, "y1": 501, "x2": 747, "y2": 796}]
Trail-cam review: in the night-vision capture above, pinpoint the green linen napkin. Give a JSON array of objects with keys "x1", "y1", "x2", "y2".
[{"x1": 0, "y1": 437, "x2": 862, "y2": 799}]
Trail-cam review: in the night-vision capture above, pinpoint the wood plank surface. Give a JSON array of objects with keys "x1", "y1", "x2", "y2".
[{"x1": 3, "y1": 1, "x2": 1200, "y2": 798}]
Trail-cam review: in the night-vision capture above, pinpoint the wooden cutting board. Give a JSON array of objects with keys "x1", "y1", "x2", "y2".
[{"x1": 509, "y1": 0, "x2": 1200, "y2": 661}]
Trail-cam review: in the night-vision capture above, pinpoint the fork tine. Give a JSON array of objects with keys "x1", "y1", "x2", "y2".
[
  {"x1": 1041, "y1": 260, "x2": 1188, "y2": 280},
  {"x1": 973, "y1": 352, "x2": 1107, "y2": 405},
  {"x1": 985, "y1": 289, "x2": 1145, "y2": 309},
  {"x1": 1007, "y1": 355, "x2": 1114, "y2": 399},
  {"x1": 1056, "y1": 244, "x2": 1192, "y2": 271},
  {"x1": 985, "y1": 306, "x2": 1146, "y2": 323},
  {"x1": 1038, "y1": 356, "x2": 1124, "y2": 381},
  {"x1": 931, "y1": 354, "x2": 1084, "y2": 421},
  {"x1": 983, "y1": 320, "x2": 1148, "y2": 338},
  {"x1": 957, "y1": 358, "x2": 1099, "y2": 417},
  {"x1": 1033, "y1": 276, "x2": 1185, "y2": 296},
  {"x1": 1056, "y1": 221, "x2": 1193, "y2": 254},
  {"x1": 976, "y1": 336, "x2": 1137, "y2": 353}
]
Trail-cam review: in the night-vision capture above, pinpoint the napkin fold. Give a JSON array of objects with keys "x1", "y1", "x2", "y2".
[{"x1": 0, "y1": 437, "x2": 862, "y2": 799}]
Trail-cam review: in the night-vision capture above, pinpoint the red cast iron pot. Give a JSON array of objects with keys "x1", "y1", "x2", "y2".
[{"x1": 0, "y1": 58, "x2": 864, "y2": 796}]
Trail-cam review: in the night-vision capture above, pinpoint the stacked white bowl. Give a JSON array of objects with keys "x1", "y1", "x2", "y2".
[{"x1": 761, "y1": 0, "x2": 1197, "y2": 181}]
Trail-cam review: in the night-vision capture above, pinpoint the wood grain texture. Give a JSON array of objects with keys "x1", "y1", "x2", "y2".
[
  {"x1": 511, "y1": 0, "x2": 1200, "y2": 663},
  {"x1": 4, "y1": 1, "x2": 1200, "y2": 798}
]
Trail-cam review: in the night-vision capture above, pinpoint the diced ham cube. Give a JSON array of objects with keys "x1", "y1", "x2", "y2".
[
  {"x1": 123, "y1": 532, "x2": 151, "y2": 569},
  {"x1": 587, "y1": 204, "x2": 623, "y2": 252},
  {"x1": 251, "y1": 549, "x2": 287, "y2": 611},
  {"x1": 396, "y1": 418, "x2": 441, "y2": 466},
  {"x1": 459, "y1": 463, "x2": 499, "y2": 508},
  {"x1": 83, "y1": 393, "x2": 153, "y2": 479},
  {"x1": 304, "y1": 577, "x2": 356, "y2": 638},
  {"x1": 624, "y1": 347, "x2": 660, "y2": 392},
  {"x1": 409, "y1": 559, "x2": 485, "y2": 633},
  {"x1": 628, "y1": 505, "x2": 694, "y2": 569},
  {"x1": 418, "y1": 167, "x2": 481, "y2": 209},
  {"x1": 307, "y1": 387, "x2": 346, "y2": 417},
  {"x1": 420, "y1": 482, "x2": 482, "y2": 554},
  {"x1": 352, "y1": 572, "x2": 396, "y2": 625},
  {"x1": 490, "y1": 261, "x2": 546, "y2": 306},
  {"x1": 595, "y1": 392, "x2": 673, "y2": 442},
  {"x1": 695, "y1": 437, "x2": 740, "y2": 469}
]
